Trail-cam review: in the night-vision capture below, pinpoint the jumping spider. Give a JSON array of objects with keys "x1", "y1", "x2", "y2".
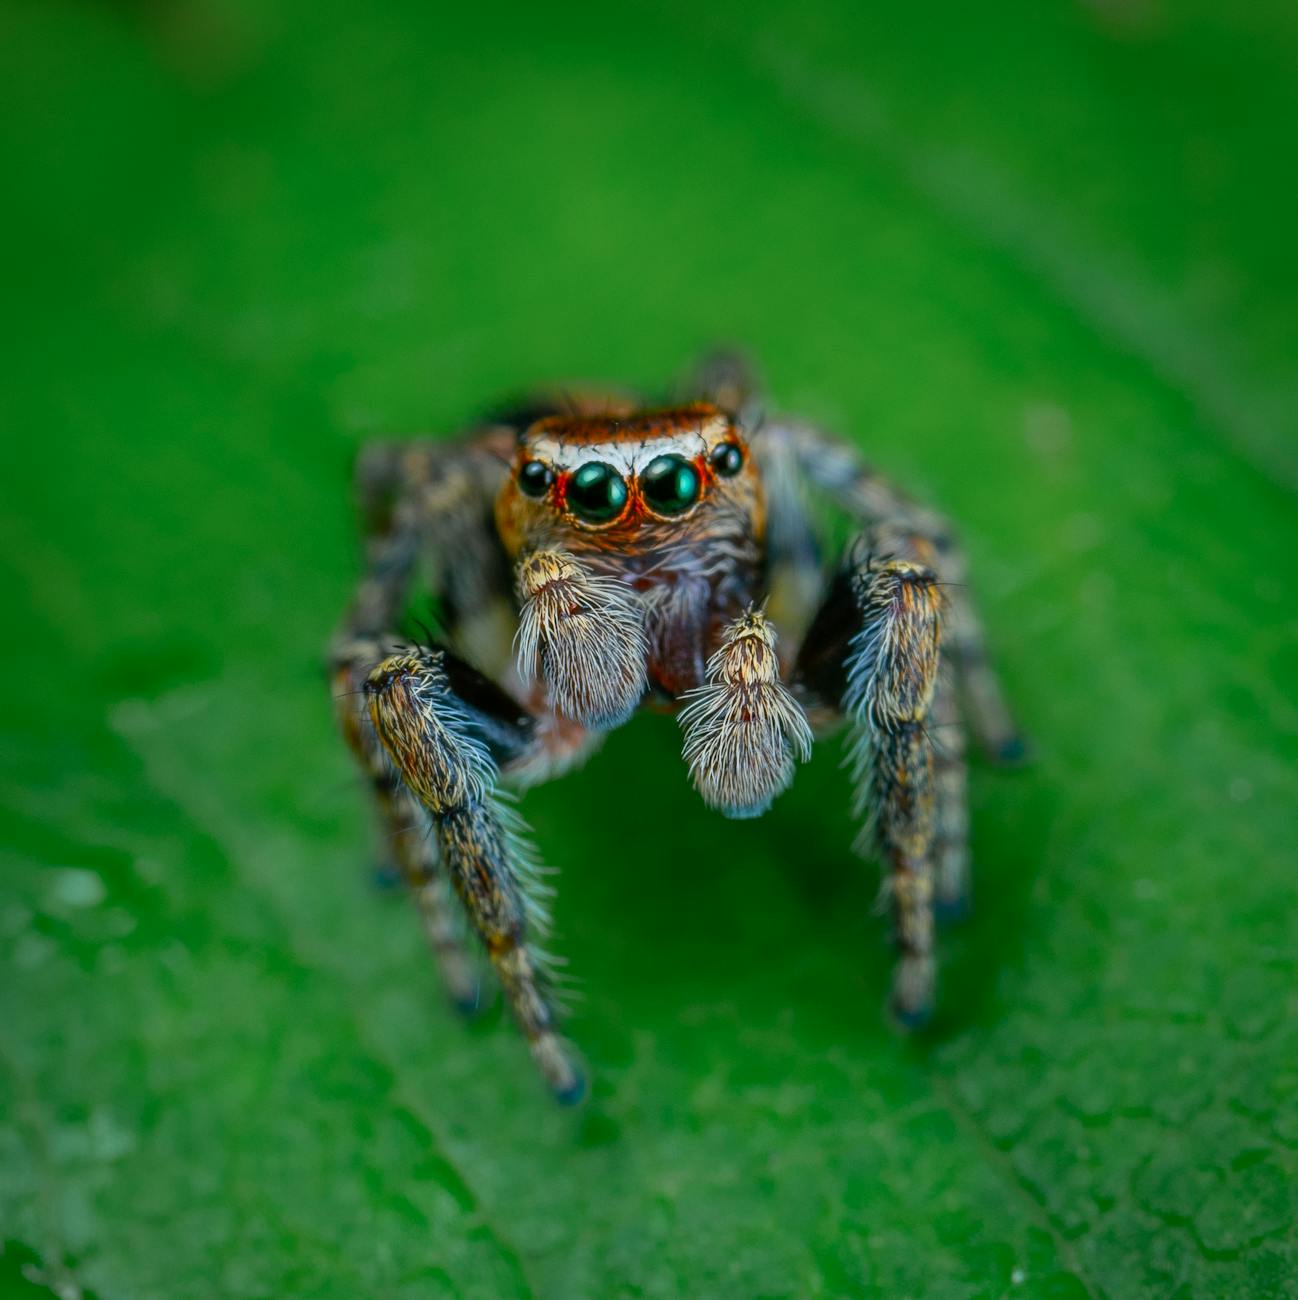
[{"x1": 331, "y1": 354, "x2": 1023, "y2": 1103}]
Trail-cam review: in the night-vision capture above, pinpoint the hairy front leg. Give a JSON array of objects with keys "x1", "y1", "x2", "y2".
[
  {"x1": 796, "y1": 536, "x2": 944, "y2": 1024},
  {"x1": 848, "y1": 551, "x2": 942, "y2": 1023},
  {"x1": 365, "y1": 647, "x2": 584, "y2": 1102},
  {"x1": 335, "y1": 631, "x2": 530, "y2": 1015}
]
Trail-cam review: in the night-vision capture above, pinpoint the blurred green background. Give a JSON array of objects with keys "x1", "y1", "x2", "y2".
[{"x1": 3, "y1": 1, "x2": 1297, "y2": 1297}]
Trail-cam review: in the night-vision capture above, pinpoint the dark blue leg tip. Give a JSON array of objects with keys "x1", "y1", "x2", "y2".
[
  {"x1": 371, "y1": 862, "x2": 404, "y2": 892},
  {"x1": 553, "y1": 1070, "x2": 588, "y2": 1107},
  {"x1": 451, "y1": 991, "x2": 484, "y2": 1019},
  {"x1": 993, "y1": 735, "x2": 1030, "y2": 766},
  {"x1": 934, "y1": 893, "x2": 972, "y2": 924},
  {"x1": 892, "y1": 1000, "x2": 934, "y2": 1031}
]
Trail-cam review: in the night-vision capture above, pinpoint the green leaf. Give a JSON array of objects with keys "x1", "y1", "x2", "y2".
[{"x1": 3, "y1": 1, "x2": 1296, "y2": 1296}]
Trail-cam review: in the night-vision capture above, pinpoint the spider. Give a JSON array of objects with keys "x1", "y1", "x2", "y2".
[{"x1": 330, "y1": 353, "x2": 1023, "y2": 1103}]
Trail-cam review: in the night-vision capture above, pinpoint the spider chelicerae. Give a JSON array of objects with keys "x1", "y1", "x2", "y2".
[{"x1": 331, "y1": 353, "x2": 1024, "y2": 1103}]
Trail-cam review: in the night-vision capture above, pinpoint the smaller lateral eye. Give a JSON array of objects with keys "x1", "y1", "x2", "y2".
[
  {"x1": 710, "y1": 441, "x2": 744, "y2": 477},
  {"x1": 518, "y1": 459, "x2": 553, "y2": 498}
]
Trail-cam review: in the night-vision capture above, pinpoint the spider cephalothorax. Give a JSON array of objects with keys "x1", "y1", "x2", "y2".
[{"x1": 330, "y1": 354, "x2": 1023, "y2": 1103}]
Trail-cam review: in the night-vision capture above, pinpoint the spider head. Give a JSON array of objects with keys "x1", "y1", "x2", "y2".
[{"x1": 496, "y1": 402, "x2": 763, "y2": 559}]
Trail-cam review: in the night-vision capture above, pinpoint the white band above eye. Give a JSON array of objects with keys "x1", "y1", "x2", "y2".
[{"x1": 526, "y1": 420, "x2": 727, "y2": 477}]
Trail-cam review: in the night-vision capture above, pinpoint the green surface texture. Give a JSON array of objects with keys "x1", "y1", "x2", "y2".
[{"x1": 3, "y1": 1, "x2": 1297, "y2": 1297}]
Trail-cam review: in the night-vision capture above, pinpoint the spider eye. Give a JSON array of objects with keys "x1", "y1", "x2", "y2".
[
  {"x1": 709, "y1": 440, "x2": 744, "y2": 478},
  {"x1": 518, "y1": 459, "x2": 553, "y2": 498},
  {"x1": 640, "y1": 454, "x2": 701, "y2": 516},
  {"x1": 567, "y1": 461, "x2": 628, "y2": 523}
]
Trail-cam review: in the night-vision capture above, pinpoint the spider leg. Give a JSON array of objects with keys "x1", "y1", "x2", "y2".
[
  {"x1": 334, "y1": 627, "x2": 537, "y2": 1017},
  {"x1": 362, "y1": 646, "x2": 582, "y2": 1101},
  {"x1": 795, "y1": 532, "x2": 944, "y2": 1024},
  {"x1": 769, "y1": 418, "x2": 1025, "y2": 762}
]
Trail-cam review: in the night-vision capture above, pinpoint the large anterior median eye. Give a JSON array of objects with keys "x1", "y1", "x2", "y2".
[
  {"x1": 640, "y1": 454, "x2": 701, "y2": 516},
  {"x1": 567, "y1": 461, "x2": 628, "y2": 523}
]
